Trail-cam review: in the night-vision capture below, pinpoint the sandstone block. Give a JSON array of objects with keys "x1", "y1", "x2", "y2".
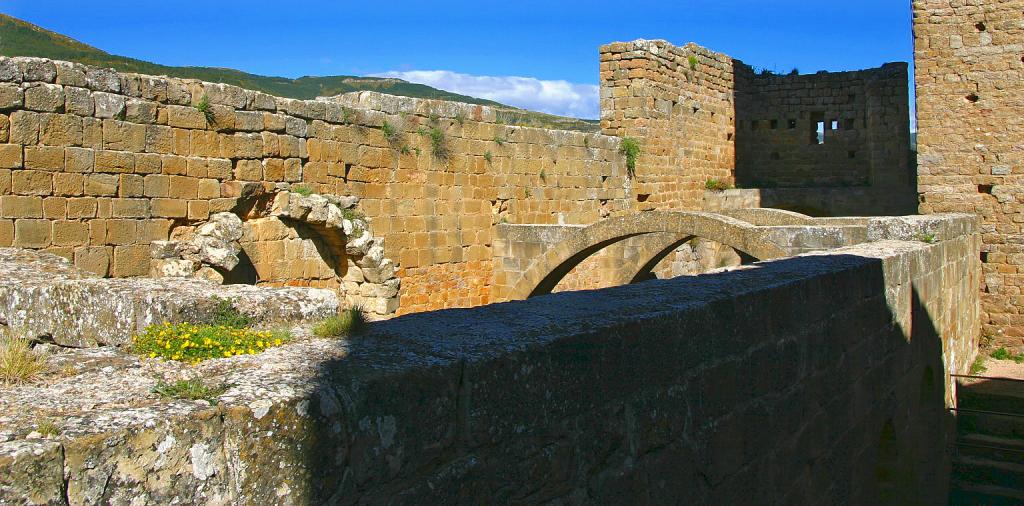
[
  {"x1": 41, "y1": 197, "x2": 66, "y2": 220},
  {"x1": 13, "y1": 219, "x2": 51, "y2": 248},
  {"x1": 64, "y1": 147, "x2": 94, "y2": 173},
  {"x1": 39, "y1": 113, "x2": 83, "y2": 146},
  {"x1": 9, "y1": 111, "x2": 39, "y2": 144},
  {"x1": 134, "y1": 153, "x2": 162, "y2": 174},
  {"x1": 124, "y1": 99, "x2": 157, "y2": 124},
  {"x1": 0, "y1": 144, "x2": 22, "y2": 168},
  {"x1": 95, "y1": 150, "x2": 134, "y2": 173},
  {"x1": 84, "y1": 174, "x2": 118, "y2": 196},
  {"x1": 24, "y1": 146, "x2": 65, "y2": 171},
  {"x1": 53, "y1": 173, "x2": 84, "y2": 196},
  {"x1": 52, "y1": 220, "x2": 89, "y2": 246},
  {"x1": 118, "y1": 174, "x2": 144, "y2": 197},
  {"x1": 64, "y1": 87, "x2": 94, "y2": 116},
  {"x1": 152, "y1": 198, "x2": 187, "y2": 218},
  {"x1": 0, "y1": 83, "x2": 23, "y2": 110},
  {"x1": 93, "y1": 92, "x2": 125, "y2": 119},
  {"x1": 111, "y1": 198, "x2": 150, "y2": 218},
  {"x1": 102, "y1": 119, "x2": 146, "y2": 151},
  {"x1": 12, "y1": 170, "x2": 52, "y2": 195},
  {"x1": 21, "y1": 58, "x2": 56, "y2": 82},
  {"x1": 66, "y1": 198, "x2": 97, "y2": 219},
  {"x1": 1, "y1": 195, "x2": 43, "y2": 218},
  {"x1": 167, "y1": 105, "x2": 207, "y2": 129},
  {"x1": 74, "y1": 246, "x2": 111, "y2": 276},
  {"x1": 24, "y1": 83, "x2": 64, "y2": 112},
  {"x1": 0, "y1": 220, "x2": 11, "y2": 246},
  {"x1": 112, "y1": 244, "x2": 150, "y2": 277},
  {"x1": 54, "y1": 61, "x2": 88, "y2": 87},
  {"x1": 188, "y1": 200, "x2": 210, "y2": 220}
]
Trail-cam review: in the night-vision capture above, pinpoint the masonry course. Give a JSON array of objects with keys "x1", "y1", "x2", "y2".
[{"x1": 914, "y1": 0, "x2": 1024, "y2": 348}]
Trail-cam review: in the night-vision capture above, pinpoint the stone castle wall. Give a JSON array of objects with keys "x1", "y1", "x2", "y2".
[
  {"x1": 0, "y1": 231, "x2": 980, "y2": 503},
  {"x1": 600, "y1": 40, "x2": 737, "y2": 208},
  {"x1": 0, "y1": 57, "x2": 641, "y2": 315},
  {"x1": 0, "y1": 38, "x2": 916, "y2": 317},
  {"x1": 735, "y1": 63, "x2": 912, "y2": 189},
  {"x1": 914, "y1": 0, "x2": 1024, "y2": 347}
]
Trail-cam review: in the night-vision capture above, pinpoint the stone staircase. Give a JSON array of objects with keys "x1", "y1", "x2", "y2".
[{"x1": 951, "y1": 376, "x2": 1024, "y2": 505}]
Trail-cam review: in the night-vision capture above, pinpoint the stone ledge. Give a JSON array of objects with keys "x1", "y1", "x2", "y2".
[
  {"x1": 0, "y1": 236, "x2": 979, "y2": 503},
  {"x1": 0, "y1": 248, "x2": 340, "y2": 347}
]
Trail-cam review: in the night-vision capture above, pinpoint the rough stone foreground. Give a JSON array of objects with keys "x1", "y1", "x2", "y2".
[
  {"x1": 0, "y1": 235, "x2": 977, "y2": 504},
  {"x1": 0, "y1": 248, "x2": 339, "y2": 347}
]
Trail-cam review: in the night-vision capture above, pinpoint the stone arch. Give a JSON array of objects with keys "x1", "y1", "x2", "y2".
[
  {"x1": 506, "y1": 212, "x2": 789, "y2": 300},
  {"x1": 153, "y1": 190, "x2": 401, "y2": 317}
]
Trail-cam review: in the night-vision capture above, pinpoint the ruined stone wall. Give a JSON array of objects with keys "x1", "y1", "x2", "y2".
[
  {"x1": 0, "y1": 57, "x2": 633, "y2": 315},
  {"x1": 600, "y1": 40, "x2": 737, "y2": 210},
  {"x1": 913, "y1": 0, "x2": 1024, "y2": 347},
  {"x1": 735, "y1": 63, "x2": 912, "y2": 189},
  {"x1": 0, "y1": 231, "x2": 980, "y2": 504}
]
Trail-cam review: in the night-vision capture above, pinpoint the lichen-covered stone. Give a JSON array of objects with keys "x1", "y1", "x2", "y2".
[{"x1": 0, "y1": 248, "x2": 340, "y2": 347}]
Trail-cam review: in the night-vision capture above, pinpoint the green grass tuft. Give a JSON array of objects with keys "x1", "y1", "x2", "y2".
[
  {"x1": 428, "y1": 126, "x2": 449, "y2": 160},
  {"x1": 0, "y1": 335, "x2": 48, "y2": 385},
  {"x1": 35, "y1": 418, "x2": 60, "y2": 437},
  {"x1": 688, "y1": 55, "x2": 699, "y2": 71},
  {"x1": 970, "y1": 354, "x2": 988, "y2": 375},
  {"x1": 991, "y1": 347, "x2": 1024, "y2": 363},
  {"x1": 483, "y1": 151, "x2": 493, "y2": 164},
  {"x1": 313, "y1": 306, "x2": 367, "y2": 338},
  {"x1": 705, "y1": 178, "x2": 732, "y2": 192},
  {"x1": 291, "y1": 184, "x2": 313, "y2": 197},
  {"x1": 209, "y1": 297, "x2": 252, "y2": 328},
  {"x1": 917, "y1": 233, "x2": 938, "y2": 244},
  {"x1": 620, "y1": 137, "x2": 640, "y2": 177},
  {"x1": 152, "y1": 378, "x2": 228, "y2": 404},
  {"x1": 195, "y1": 94, "x2": 214, "y2": 124}
]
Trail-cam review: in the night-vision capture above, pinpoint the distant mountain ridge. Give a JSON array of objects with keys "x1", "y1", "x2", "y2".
[{"x1": 0, "y1": 12, "x2": 600, "y2": 132}]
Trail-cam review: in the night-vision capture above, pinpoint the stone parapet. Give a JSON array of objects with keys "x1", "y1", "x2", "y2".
[{"x1": 0, "y1": 232, "x2": 979, "y2": 503}]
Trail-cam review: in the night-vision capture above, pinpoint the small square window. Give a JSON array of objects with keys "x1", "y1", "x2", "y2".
[
  {"x1": 770, "y1": 119, "x2": 778, "y2": 130},
  {"x1": 787, "y1": 119, "x2": 797, "y2": 129},
  {"x1": 830, "y1": 120, "x2": 839, "y2": 131}
]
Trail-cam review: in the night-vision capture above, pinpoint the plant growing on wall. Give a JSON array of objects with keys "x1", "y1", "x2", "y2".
[
  {"x1": 705, "y1": 178, "x2": 732, "y2": 192},
  {"x1": 382, "y1": 119, "x2": 404, "y2": 146},
  {"x1": 428, "y1": 126, "x2": 449, "y2": 160},
  {"x1": 539, "y1": 169, "x2": 547, "y2": 182},
  {"x1": 620, "y1": 137, "x2": 640, "y2": 178},
  {"x1": 341, "y1": 107, "x2": 356, "y2": 125},
  {"x1": 493, "y1": 135, "x2": 506, "y2": 146},
  {"x1": 195, "y1": 94, "x2": 214, "y2": 124},
  {"x1": 484, "y1": 150, "x2": 493, "y2": 165},
  {"x1": 688, "y1": 55, "x2": 699, "y2": 71}
]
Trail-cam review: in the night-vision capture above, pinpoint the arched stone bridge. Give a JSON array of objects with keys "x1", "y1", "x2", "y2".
[{"x1": 492, "y1": 209, "x2": 879, "y2": 301}]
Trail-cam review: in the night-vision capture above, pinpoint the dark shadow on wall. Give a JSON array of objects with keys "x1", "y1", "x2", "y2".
[
  {"x1": 244, "y1": 252, "x2": 962, "y2": 503},
  {"x1": 731, "y1": 60, "x2": 919, "y2": 217}
]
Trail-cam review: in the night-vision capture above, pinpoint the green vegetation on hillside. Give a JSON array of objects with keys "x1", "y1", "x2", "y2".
[{"x1": 0, "y1": 13, "x2": 600, "y2": 132}]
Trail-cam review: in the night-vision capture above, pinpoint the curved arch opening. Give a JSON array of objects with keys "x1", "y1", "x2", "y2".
[{"x1": 233, "y1": 217, "x2": 348, "y2": 290}]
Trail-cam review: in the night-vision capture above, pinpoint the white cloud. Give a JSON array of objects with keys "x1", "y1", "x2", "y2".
[{"x1": 371, "y1": 70, "x2": 599, "y2": 119}]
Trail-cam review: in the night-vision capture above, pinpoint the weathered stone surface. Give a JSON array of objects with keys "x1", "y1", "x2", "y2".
[
  {"x1": 0, "y1": 248, "x2": 340, "y2": 347},
  {"x1": 0, "y1": 234, "x2": 978, "y2": 504}
]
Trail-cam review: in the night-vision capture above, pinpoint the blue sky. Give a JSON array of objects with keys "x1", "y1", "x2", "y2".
[{"x1": 3, "y1": 1, "x2": 914, "y2": 119}]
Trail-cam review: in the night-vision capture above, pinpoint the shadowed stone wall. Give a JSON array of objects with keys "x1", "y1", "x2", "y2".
[
  {"x1": 914, "y1": 0, "x2": 1024, "y2": 348},
  {"x1": 735, "y1": 63, "x2": 912, "y2": 189},
  {"x1": 0, "y1": 227, "x2": 980, "y2": 503}
]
